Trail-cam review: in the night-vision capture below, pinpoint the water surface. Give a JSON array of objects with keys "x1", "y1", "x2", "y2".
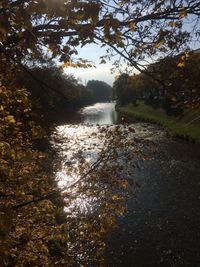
[
  {"x1": 79, "y1": 102, "x2": 118, "y2": 125},
  {"x1": 52, "y1": 102, "x2": 200, "y2": 266}
]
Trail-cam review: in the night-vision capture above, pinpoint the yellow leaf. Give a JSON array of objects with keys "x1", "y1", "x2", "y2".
[
  {"x1": 179, "y1": 8, "x2": 187, "y2": 19},
  {"x1": 112, "y1": 194, "x2": 122, "y2": 201},
  {"x1": 168, "y1": 21, "x2": 177, "y2": 27},
  {"x1": 130, "y1": 22, "x2": 137, "y2": 32},
  {"x1": 177, "y1": 62, "x2": 185, "y2": 68},
  {"x1": 121, "y1": 180, "x2": 129, "y2": 189},
  {"x1": 5, "y1": 115, "x2": 16, "y2": 123}
]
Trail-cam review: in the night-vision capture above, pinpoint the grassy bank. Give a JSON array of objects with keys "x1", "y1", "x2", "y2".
[{"x1": 118, "y1": 102, "x2": 200, "y2": 143}]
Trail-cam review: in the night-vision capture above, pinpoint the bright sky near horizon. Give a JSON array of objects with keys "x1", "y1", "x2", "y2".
[{"x1": 64, "y1": 43, "x2": 118, "y2": 86}]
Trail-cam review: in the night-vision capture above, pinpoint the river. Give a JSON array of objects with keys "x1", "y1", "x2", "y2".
[{"x1": 52, "y1": 102, "x2": 200, "y2": 266}]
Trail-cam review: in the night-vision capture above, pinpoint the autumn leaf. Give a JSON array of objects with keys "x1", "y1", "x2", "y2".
[
  {"x1": 168, "y1": 21, "x2": 177, "y2": 27},
  {"x1": 177, "y1": 62, "x2": 185, "y2": 68},
  {"x1": 179, "y1": 8, "x2": 187, "y2": 19},
  {"x1": 130, "y1": 22, "x2": 137, "y2": 32},
  {"x1": 4, "y1": 115, "x2": 16, "y2": 123}
]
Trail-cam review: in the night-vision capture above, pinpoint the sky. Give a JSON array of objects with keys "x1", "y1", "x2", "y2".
[
  {"x1": 62, "y1": 12, "x2": 200, "y2": 87},
  {"x1": 63, "y1": 43, "x2": 117, "y2": 86}
]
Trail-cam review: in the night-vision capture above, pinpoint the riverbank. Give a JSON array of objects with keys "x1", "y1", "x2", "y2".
[{"x1": 118, "y1": 102, "x2": 200, "y2": 143}]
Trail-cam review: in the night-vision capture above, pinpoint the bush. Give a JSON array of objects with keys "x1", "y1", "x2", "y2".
[{"x1": 162, "y1": 97, "x2": 183, "y2": 116}]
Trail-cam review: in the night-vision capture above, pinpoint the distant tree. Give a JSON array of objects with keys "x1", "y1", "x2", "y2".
[
  {"x1": 87, "y1": 80, "x2": 112, "y2": 102},
  {"x1": 113, "y1": 74, "x2": 138, "y2": 106},
  {"x1": 17, "y1": 63, "x2": 95, "y2": 115}
]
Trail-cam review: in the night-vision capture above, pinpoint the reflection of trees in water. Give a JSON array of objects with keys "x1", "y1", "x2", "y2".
[{"x1": 110, "y1": 109, "x2": 118, "y2": 124}]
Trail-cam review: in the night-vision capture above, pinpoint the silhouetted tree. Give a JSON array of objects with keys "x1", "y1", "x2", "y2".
[{"x1": 87, "y1": 80, "x2": 112, "y2": 102}]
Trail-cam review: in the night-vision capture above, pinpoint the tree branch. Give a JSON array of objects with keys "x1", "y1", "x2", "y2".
[{"x1": 11, "y1": 191, "x2": 60, "y2": 211}]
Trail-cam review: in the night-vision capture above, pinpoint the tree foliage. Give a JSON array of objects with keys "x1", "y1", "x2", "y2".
[
  {"x1": 87, "y1": 80, "x2": 112, "y2": 102},
  {"x1": 114, "y1": 50, "x2": 200, "y2": 115},
  {"x1": 0, "y1": 55, "x2": 143, "y2": 266},
  {"x1": 0, "y1": 0, "x2": 200, "y2": 265},
  {"x1": 0, "y1": 0, "x2": 199, "y2": 71},
  {"x1": 148, "y1": 50, "x2": 200, "y2": 109},
  {"x1": 113, "y1": 74, "x2": 138, "y2": 106},
  {"x1": 18, "y1": 63, "x2": 93, "y2": 113},
  {"x1": 0, "y1": 54, "x2": 144, "y2": 264}
]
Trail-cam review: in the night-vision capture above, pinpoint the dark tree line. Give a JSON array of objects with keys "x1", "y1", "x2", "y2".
[
  {"x1": 16, "y1": 58, "x2": 113, "y2": 120},
  {"x1": 87, "y1": 80, "x2": 112, "y2": 102},
  {"x1": 114, "y1": 50, "x2": 200, "y2": 116}
]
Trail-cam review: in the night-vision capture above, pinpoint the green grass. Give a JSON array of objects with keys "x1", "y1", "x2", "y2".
[{"x1": 118, "y1": 102, "x2": 200, "y2": 143}]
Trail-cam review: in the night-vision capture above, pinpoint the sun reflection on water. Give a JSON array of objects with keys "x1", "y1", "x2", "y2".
[
  {"x1": 52, "y1": 124, "x2": 105, "y2": 215},
  {"x1": 51, "y1": 103, "x2": 166, "y2": 216}
]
